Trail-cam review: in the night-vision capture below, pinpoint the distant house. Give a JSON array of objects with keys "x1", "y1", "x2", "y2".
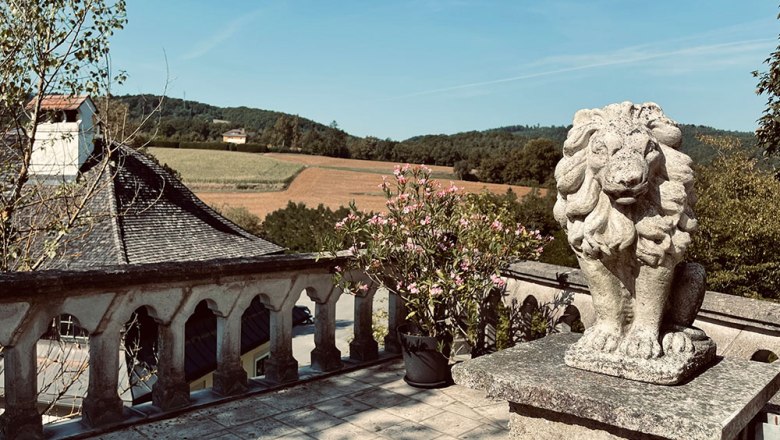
[
  {"x1": 28, "y1": 95, "x2": 99, "y2": 181},
  {"x1": 222, "y1": 128, "x2": 247, "y2": 144}
]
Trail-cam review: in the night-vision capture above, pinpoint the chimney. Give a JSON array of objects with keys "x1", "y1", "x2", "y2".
[{"x1": 28, "y1": 95, "x2": 99, "y2": 182}]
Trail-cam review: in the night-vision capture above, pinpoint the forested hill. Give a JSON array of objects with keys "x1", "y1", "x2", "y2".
[
  {"x1": 487, "y1": 123, "x2": 758, "y2": 165},
  {"x1": 114, "y1": 93, "x2": 760, "y2": 185},
  {"x1": 116, "y1": 94, "x2": 334, "y2": 137}
]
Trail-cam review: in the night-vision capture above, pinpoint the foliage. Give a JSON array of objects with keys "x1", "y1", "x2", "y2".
[
  {"x1": 0, "y1": 0, "x2": 128, "y2": 272},
  {"x1": 211, "y1": 205, "x2": 263, "y2": 236},
  {"x1": 754, "y1": 7, "x2": 780, "y2": 156},
  {"x1": 329, "y1": 165, "x2": 550, "y2": 357},
  {"x1": 261, "y1": 202, "x2": 350, "y2": 253},
  {"x1": 495, "y1": 292, "x2": 580, "y2": 350},
  {"x1": 688, "y1": 135, "x2": 780, "y2": 300}
]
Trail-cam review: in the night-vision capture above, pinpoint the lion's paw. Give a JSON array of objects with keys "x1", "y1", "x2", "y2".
[
  {"x1": 619, "y1": 327, "x2": 663, "y2": 359},
  {"x1": 662, "y1": 331, "x2": 695, "y2": 354},
  {"x1": 578, "y1": 324, "x2": 621, "y2": 353}
]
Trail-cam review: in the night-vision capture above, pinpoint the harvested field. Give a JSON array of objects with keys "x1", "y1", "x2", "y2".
[
  {"x1": 148, "y1": 148, "x2": 303, "y2": 190},
  {"x1": 264, "y1": 153, "x2": 456, "y2": 177},
  {"x1": 196, "y1": 167, "x2": 539, "y2": 220}
]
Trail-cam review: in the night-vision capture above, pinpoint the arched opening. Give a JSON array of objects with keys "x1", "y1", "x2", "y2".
[
  {"x1": 185, "y1": 300, "x2": 217, "y2": 391},
  {"x1": 751, "y1": 349, "x2": 778, "y2": 363},
  {"x1": 242, "y1": 296, "x2": 271, "y2": 378},
  {"x1": 557, "y1": 305, "x2": 585, "y2": 333},
  {"x1": 122, "y1": 306, "x2": 159, "y2": 405},
  {"x1": 36, "y1": 314, "x2": 90, "y2": 423}
]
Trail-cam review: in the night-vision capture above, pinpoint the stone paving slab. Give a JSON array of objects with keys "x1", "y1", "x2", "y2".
[{"x1": 92, "y1": 359, "x2": 508, "y2": 439}]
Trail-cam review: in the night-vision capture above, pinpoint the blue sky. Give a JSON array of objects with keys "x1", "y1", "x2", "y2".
[{"x1": 111, "y1": 1, "x2": 779, "y2": 140}]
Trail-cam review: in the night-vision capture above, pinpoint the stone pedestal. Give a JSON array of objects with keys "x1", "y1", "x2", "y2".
[{"x1": 452, "y1": 333, "x2": 780, "y2": 440}]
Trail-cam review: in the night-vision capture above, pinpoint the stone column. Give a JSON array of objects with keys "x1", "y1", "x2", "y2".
[
  {"x1": 311, "y1": 288, "x2": 343, "y2": 372},
  {"x1": 383, "y1": 290, "x2": 405, "y2": 354},
  {"x1": 1, "y1": 340, "x2": 42, "y2": 440},
  {"x1": 212, "y1": 313, "x2": 248, "y2": 396},
  {"x1": 264, "y1": 303, "x2": 298, "y2": 384},
  {"x1": 152, "y1": 322, "x2": 190, "y2": 410},
  {"x1": 82, "y1": 329, "x2": 124, "y2": 427},
  {"x1": 350, "y1": 286, "x2": 378, "y2": 361}
]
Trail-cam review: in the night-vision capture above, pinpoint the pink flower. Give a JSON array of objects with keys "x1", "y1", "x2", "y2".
[
  {"x1": 357, "y1": 283, "x2": 369, "y2": 292},
  {"x1": 490, "y1": 274, "x2": 506, "y2": 288},
  {"x1": 420, "y1": 215, "x2": 431, "y2": 225},
  {"x1": 491, "y1": 220, "x2": 503, "y2": 231},
  {"x1": 408, "y1": 283, "x2": 419, "y2": 294},
  {"x1": 430, "y1": 285, "x2": 443, "y2": 296}
]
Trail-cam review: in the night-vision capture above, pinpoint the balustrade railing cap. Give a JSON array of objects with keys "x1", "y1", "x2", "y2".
[{"x1": 0, "y1": 251, "x2": 350, "y2": 299}]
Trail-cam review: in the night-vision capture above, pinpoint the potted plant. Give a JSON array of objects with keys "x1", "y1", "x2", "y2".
[{"x1": 329, "y1": 164, "x2": 548, "y2": 387}]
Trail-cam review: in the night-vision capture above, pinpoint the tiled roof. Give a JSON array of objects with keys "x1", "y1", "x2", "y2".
[
  {"x1": 29, "y1": 95, "x2": 92, "y2": 111},
  {"x1": 47, "y1": 143, "x2": 283, "y2": 269},
  {"x1": 222, "y1": 128, "x2": 247, "y2": 137}
]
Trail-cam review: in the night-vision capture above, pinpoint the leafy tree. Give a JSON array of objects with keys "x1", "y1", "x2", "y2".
[
  {"x1": 211, "y1": 205, "x2": 262, "y2": 236},
  {"x1": 260, "y1": 201, "x2": 350, "y2": 253},
  {"x1": 688, "y1": 136, "x2": 780, "y2": 299},
  {"x1": 754, "y1": 7, "x2": 780, "y2": 156},
  {"x1": 1, "y1": 0, "x2": 128, "y2": 271}
]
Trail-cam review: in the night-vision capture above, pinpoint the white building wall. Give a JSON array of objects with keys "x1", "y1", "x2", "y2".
[{"x1": 29, "y1": 100, "x2": 97, "y2": 181}]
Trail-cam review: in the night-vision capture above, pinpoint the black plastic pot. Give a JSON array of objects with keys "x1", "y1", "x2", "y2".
[{"x1": 397, "y1": 324, "x2": 451, "y2": 388}]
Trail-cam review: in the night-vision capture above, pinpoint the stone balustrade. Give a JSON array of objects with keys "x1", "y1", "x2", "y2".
[
  {"x1": 2, "y1": 257, "x2": 779, "y2": 439},
  {"x1": 0, "y1": 252, "x2": 400, "y2": 440}
]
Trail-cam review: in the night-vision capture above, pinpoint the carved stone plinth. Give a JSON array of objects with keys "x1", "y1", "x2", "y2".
[
  {"x1": 311, "y1": 346, "x2": 343, "y2": 372},
  {"x1": 81, "y1": 394, "x2": 124, "y2": 427},
  {"x1": 0, "y1": 406, "x2": 42, "y2": 440},
  {"x1": 565, "y1": 327, "x2": 717, "y2": 385},
  {"x1": 152, "y1": 380, "x2": 190, "y2": 411},
  {"x1": 349, "y1": 337, "x2": 379, "y2": 362},
  {"x1": 213, "y1": 366, "x2": 249, "y2": 396},
  {"x1": 265, "y1": 357, "x2": 299, "y2": 384},
  {"x1": 452, "y1": 334, "x2": 780, "y2": 440}
]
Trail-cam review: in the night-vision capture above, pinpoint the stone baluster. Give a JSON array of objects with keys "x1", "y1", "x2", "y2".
[
  {"x1": 383, "y1": 289, "x2": 406, "y2": 354},
  {"x1": 263, "y1": 301, "x2": 299, "y2": 384},
  {"x1": 1, "y1": 337, "x2": 42, "y2": 440},
  {"x1": 82, "y1": 326, "x2": 124, "y2": 427},
  {"x1": 212, "y1": 311, "x2": 248, "y2": 395},
  {"x1": 350, "y1": 285, "x2": 378, "y2": 361},
  {"x1": 311, "y1": 286, "x2": 343, "y2": 372},
  {"x1": 152, "y1": 322, "x2": 190, "y2": 410}
]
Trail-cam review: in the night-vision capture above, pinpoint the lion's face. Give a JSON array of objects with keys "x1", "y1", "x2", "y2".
[
  {"x1": 587, "y1": 128, "x2": 662, "y2": 206},
  {"x1": 554, "y1": 102, "x2": 695, "y2": 266}
]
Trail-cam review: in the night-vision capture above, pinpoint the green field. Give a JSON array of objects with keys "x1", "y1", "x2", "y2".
[{"x1": 147, "y1": 148, "x2": 304, "y2": 189}]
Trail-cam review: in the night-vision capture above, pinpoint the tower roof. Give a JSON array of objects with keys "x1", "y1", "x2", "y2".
[{"x1": 45, "y1": 143, "x2": 283, "y2": 269}]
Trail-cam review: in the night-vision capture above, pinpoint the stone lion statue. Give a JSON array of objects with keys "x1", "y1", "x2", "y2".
[{"x1": 554, "y1": 102, "x2": 715, "y2": 384}]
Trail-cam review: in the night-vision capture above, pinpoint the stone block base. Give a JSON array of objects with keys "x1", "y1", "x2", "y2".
[
  {"x1": 349, "y1": 338, "x2": 379, "y2": 361},
  {"x1": 82, "y1": 394, "x2": 124, "y2": 427},
  {"x1": 453, "y1": 333, "x2": 780, "y2": 440},
  {"x1": 152, "y1": 380, "x2": 191, "y2": 411},
  {"x1": 564, "y1": 328, "x2": 717, "y2": 385},
  {"x1": 265, "y1": 357, "x2": 299, "y2": 384},
  {"x1": 213, "y1": 367, "x2": 248, "y2": 396},
  {"x1": 311, "y1": 346, "x2": 343, "y2": 372},
  {"x1": 509, "y1": 403, "x2": 649, "y2": 440},
  {"x1": 0, "y1": 406, "x2": 42, "y2": 440}
]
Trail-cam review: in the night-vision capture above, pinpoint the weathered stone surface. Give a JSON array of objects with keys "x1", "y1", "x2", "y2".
[
  {"x1": 553, "y1": 102, "x2": 713, "y2": 383},
  {"x1": 565, "y1": 328, "x2": 716, "y2": 384},
  {"x1": 452, "y1": 333, "x2": 780, "y2": 440}
]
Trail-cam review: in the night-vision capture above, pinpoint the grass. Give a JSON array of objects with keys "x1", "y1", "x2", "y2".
[{"x1": 147, "y1": 148, "x2": 304, "y2": 188}]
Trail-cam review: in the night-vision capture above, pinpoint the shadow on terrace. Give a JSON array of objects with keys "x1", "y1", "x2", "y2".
[{"x1": 1, "y1": 256, "x2": 780, "y2": 439}]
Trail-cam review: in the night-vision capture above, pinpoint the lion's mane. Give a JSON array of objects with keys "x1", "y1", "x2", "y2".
[{"x1": 553, "y1": 102, "x2": 698, "y2": 267}]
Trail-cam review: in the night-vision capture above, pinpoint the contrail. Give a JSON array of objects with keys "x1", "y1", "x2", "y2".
[{"x1": 383, "y1": 38, "x2": 774, "y2": 101}]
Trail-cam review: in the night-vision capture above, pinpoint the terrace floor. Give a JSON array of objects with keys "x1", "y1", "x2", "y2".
[{"x1": 95, "y1": 359, "x2": 510, "y2": 440}]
